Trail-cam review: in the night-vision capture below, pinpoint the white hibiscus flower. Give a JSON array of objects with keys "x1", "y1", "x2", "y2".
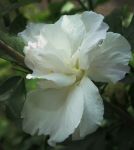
[{"x1": 19, "y1": 11, "x2": 131, "y2": 146}]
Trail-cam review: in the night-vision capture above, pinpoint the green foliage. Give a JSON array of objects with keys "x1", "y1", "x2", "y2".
[
  {"x1": 0, "y1": 76, "x2": 26, "y2": 126},
  {"x1": 0, "y1": 0, "x2": 40, "y2": 17},
  {"x1": 0, "y1": 59, "x2": 13, "y2": 80},
  {"x1": 0, "y1": 31, "x2": 24, "y2": 53},
  {"x1": 61, "y1": 1, "x2": 75, "y2": 13},
  {"x1": 105, "y1": 8, "x2": 134, "y2": 50},
  {"x1": 0, "y1": 30, "x2": 25, "y2": 65},
  {"x1": 20, "y1": 1, "x2": 81, "y2": 23}
]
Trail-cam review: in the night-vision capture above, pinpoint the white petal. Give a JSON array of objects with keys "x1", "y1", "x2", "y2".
[
  {"x1": 19, "y1": 22, "x2": 71, "y2": 52},
  {"x1": 79, "y1": 12, "x2": 108, "y2": 69},
  {"x1": 73, "y1": 77, "x2": 104, "y2": 138},
  {"x1": 28, "y1": 73, "x2": 76, "y2": 88},
  {"x1": 41, "y1": 23, "x2": 71, "y2": 52},
  {"x1": 18, "y1": 23, "x2": 45, "y2": 44},
  {"x1": 81, "y1": 11, "x2": 105, "y2": 33},
  {"x1": 57, "y1": 14, "x2": 85, "y2": 54},
  {"x1": 22, "y1": 85, "x2": 84, "y2": 146},
  {"x1": 80, "y1": 24, "x2": 108, "y2": 53},
  {"x1": 80, "y1": 11, "x2": 109, "y2": 51},
  {"x1": 19, "y1": 23, "x2": 73, "y2": 75},
  {"x1": 24, "y1": 45, "x2": 73, "y2": 75},
  {"x1": 88, "y1": 32, "x2": 131, "y2": 83}
]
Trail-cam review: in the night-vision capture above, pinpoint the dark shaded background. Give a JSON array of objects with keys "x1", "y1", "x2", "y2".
[{"x1": 0, "y1": 0, "x2": 134, "y2": 150}]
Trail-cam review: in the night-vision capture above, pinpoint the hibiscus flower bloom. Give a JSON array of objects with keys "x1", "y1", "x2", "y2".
[{"x1": 19, "y1": 11, "x2": 131, "y2": 146}]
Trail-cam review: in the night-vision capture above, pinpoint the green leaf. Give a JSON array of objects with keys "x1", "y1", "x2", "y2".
[
  {"x1": 61, "y1": 1, "x2": 75, "y2": 13},
  {"x1": 0, "y1": 30, "x2": 24, "y2": 62},
  {"x1": 0, "y1": 76, "x2": 19, "y2": 102},
  {"x1": 0, "y1": 31, "x2": 24, "y2": 53},
  {"x1": 0, "y1": 76, "x2": 26, "y2": 126}
]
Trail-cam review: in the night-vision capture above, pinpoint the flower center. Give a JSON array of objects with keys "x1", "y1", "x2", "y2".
[
  {"x1": 73, "y1": 59, "x2": 85, "y2": 82},
  {"x1": 76, "y1": 69, "x2": 85, "y2": 81}
]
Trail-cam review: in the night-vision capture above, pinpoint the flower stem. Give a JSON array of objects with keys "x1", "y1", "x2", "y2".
[
  {"x1": 0, "y1": 40, "x2": 31, "y2": 72},
  {"x1": 0, "y1": 40, "x2": 24, "y2": 64},
  {"x1": 77, "y1": 0, "x2": 88, "y2": 10},
  {"x1": 87, "y1": 0, "x2": 94, "y2": 10}
]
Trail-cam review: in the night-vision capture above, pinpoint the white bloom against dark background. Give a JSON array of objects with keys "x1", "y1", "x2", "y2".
[{"x1": 19, "y1": 11, "x2": 131, "y2": 146}]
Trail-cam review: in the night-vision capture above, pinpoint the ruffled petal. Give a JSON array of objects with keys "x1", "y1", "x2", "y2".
[
  {"x1": 19, "y1": 22, "x2": 71, "y2": 52},
  {"x1": 27, "y1": 73, "x2": 76, "y2": 88},
  {"x1": 81, "y1": 11, "x2": 105, "y2": 33},
  {"x1": 73, "y1": 77, "x2": 104, "y2": 139},
  {"x1": 41, "y1": 23, "x2": 71, "y2": 52},
  {"x1": 57, "y1": 14, "x2": 85, "y2": 53},
  {"x1": 18, "y1": 23, "x2": 45, "y2": 44},
  {"x1": 23, "y1": 44, "x2": 73, "y2": 75},
  {"x1": 79, "y1": 13, "x2": 109, "y2": 69},
  {"x1": 88, "y1": 32, "x2": 131, "y2": 83},
  {"x1": 19, "y1": 23, "x2": 74, "y2": 75},
  {"x1": 22, "y1": 85, "x2": 84, "y2": 146}
]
